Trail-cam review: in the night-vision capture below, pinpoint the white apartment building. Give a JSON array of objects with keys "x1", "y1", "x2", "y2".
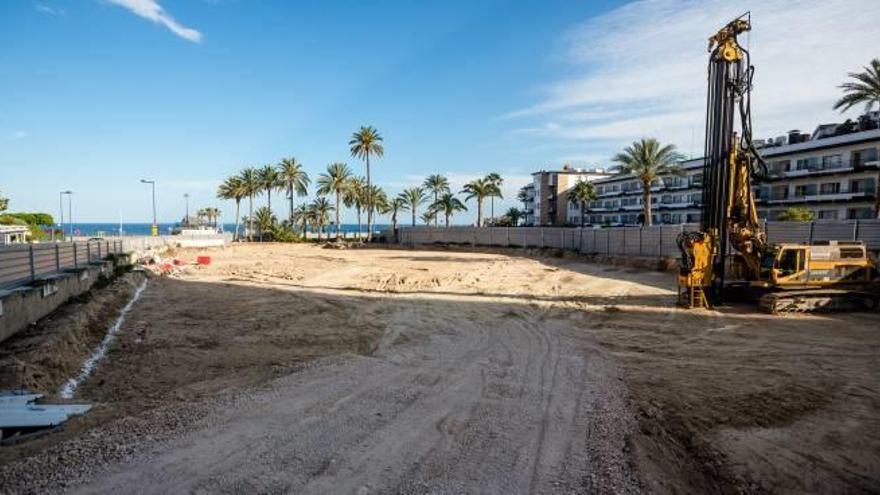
[
  {"x1": 522, "y1": 165, "x2": 613, "y2": 226},
  {"x1": 540, "y1": 111, "x2": 879, "y2": 227}
]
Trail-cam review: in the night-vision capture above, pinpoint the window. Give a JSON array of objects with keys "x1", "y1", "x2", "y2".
[
  {"x1": 851, "y1": 178, "x2": 877, "y2": 194},
  {"x1": 796, "y1": 157, "x2": 819, "y2": 170},
  {"x1": 848, "y1": 207, "x2": 874, "y2": 220},
  {"x1": 690, "y1": 174, "x2": 703, "y2": 187},
  {"x1": 821, "y1": 154, "x2": 843, "y2": 169},
  {"x1": 817, "y1": 210, "x2": 838, "y2": 220},
  {"x1": 794, "y1": 184, "x2": 817, "y2": 197},
  {"x1": 771, "y1": 186, "x2": 789, "y2": 200},
  {"x1": 776, "y1": 249, "x2": 802, "y2": 277},
  {"x1": 770, "y1": 160, "x2": 791, "y2": 174},
  {"x1": 852, "y1": 147, "x2": 878, "y2": 166},
  {"x1": 819, "y1": 182, "x2": 840, "y2": 194}
]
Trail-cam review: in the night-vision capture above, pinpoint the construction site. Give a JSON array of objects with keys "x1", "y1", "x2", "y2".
[
  {"x1": 0, "y1": 242, "x2": 877, "y2": 493},
  {"x1": 2, "y1": 9, "x2": 880, "y2": 495}
]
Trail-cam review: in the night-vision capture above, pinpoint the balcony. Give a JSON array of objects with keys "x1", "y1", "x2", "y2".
[
  {"x1": 764, "y1": 159, "x2": 879, "y2": 180},
  {"x1": 757, "y1": 190, "x2": 874, "y2": 204}
]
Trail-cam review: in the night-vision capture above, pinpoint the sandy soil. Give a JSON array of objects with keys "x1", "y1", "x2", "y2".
[{"x1": 1, "y1": 243, "x2": 878, "y2": 493}]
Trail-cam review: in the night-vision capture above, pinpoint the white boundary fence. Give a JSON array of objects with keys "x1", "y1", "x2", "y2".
[
  {"x1": 398, "y1": 220, "x2": 880, "y2": 257},
  {"x1": 0, "y1": 240, "x2": 124, "y2": 290}
]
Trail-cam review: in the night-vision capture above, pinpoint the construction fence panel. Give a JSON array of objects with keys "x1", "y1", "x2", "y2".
[
  {"x1": 811, "y1": 221, "x2": 858, "y2": 243},
  {"x1": 397, "y1": 220, "x2": 880, "y2": 257},
  {"x1": 0, "y1": 240, "x2": 124, "y2": 291},
  {"x1": 857, "y1": 219, "x2": 880, "y2": 250},
  {"x1": 624, "y1": 228, "x2": 641, "y2": 256}
]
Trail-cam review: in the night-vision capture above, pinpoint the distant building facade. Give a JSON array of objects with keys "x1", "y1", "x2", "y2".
[
  {"x1": 523, "y1": 165, "x2": 613, "y2": 226},
  {"x1": 527, "y1": 111, "x2": 879, "y2": 227}
]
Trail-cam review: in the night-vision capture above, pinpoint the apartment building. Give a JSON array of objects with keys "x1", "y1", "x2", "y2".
[
  {"x1": 523, "y1": 165, "x2": 613, "y2": 226},
  {"x1": 563, "y1": 111, "x2": 880, "y2": 226}
]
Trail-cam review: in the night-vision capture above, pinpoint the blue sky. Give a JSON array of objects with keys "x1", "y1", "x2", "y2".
[{"x1": 2, "y1": 0, "x2": 877, "y2": 224}]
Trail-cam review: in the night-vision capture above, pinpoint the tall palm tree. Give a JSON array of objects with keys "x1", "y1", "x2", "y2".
[
  {"x1": 317, "y1": 163, "x2": 352, "y2": 239},
  {"x1": 399, "y1": 187, "x2": 426, "y2": 227},
  {"x1": 349, "y1": 126, "x2": 384, "y2": 241},
  {"x1": 461, "y1": 178, "x2": 496, "y2": 227},
  {"x1": 254, "y1": 206, "x2": 276, "y2": 242},
  {"x1": 239, "y1": 167, "x2": 260, "y2": 241},
  {"x1": 430, "y1": 192, "x2": 467, "y2": 227},
  {"x1": 292, "y1": 203, "x2": 310, "y2": 235},
  {"x1": 217, "y1": 176, "x2": 245, "y2": 241},
  {"x1": 485, "y1": 172, "x2": 504, "y2": 222},
  {"x1": 309, "y1": 197, "x2": 334, "y2": 241},
  {"x1": 612, "y1": 138, "x2": 684, "y2": 226},
  {"x1": 258, "y1": 164, "x2": 282, "y2": 213},
  {"x1": 366, "y1": 185, "x2": 388, "y2": 222},
  {"x1": 505, "y1": 207, "x2": 522, "y2": 227},
  {"x1": 343, "y1": 176, "x2": 367, "y2": 238},
  {"x1": 833, "y1": 58, "x2": 880, "y2": 216},
  {"x1": 423, "y1": 174, "x2": 450, "y2": 227},
  {"x1": 567, "y1": 180, "x2": 598, "y2": 227},
  {"x1": 277, "y1": 158, "x2": 310, "y2": 225}
]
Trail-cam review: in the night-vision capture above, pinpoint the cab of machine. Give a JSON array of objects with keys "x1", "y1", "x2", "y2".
[{"x1": 767, "y1": 241, "x2": 872, "y2": 286}]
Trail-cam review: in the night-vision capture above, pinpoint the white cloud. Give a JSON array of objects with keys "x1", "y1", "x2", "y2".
[
  {"x1": 36, "y1": 4, "x2": 66, "y2": 15},
  {"x1": 106, "y1": 0, "x2": 202, "y2": 42},
  {"x1": 506, "y1": 0, "x2": 880, "y2": 161}
]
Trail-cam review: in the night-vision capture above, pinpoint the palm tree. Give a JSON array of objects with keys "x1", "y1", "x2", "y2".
[
  {"x1": 833, "y1": 59, "x2": 880, "y2": 216},
  {"x1": 349, "y1": 126, "x2": 384, "y2": 241},
  {"x1": 423, "y1": 174, "x2": 450, "y2": 227},
  {"x1": 309, "y1": 197, "x2": 334, "y2": 241},
  {"x1": 258, "y1": 164, "x2": 282, "y2": 213},
  {"x1": 343, "y1": 176, "x2": 367, "y2": 238},
  {"x1": 420, "y1": 210, "x2": 436, "y2": 225},
  {"x1": 239, "y1": 167, "x2": 260, "y2": 240},
  {"x1": 430, "y1": 192, "x2": 467, "y2": 227},
  {"x1": 399, "y1": 187, "x2": 426, "y2": 227},
  {"x1": 278, "y1": 158, "x2": 310, "y2": 225},
  {"x1": 254, "y1": 206, "x2": 276, "y2": 242},
  {"x1": 316, "y1": 163, "x2": 352, "y2": 239},
  {"x1": 517, "y1": 186, "x2": 531, "y2": 210},
  {"x1": 384, "y1": 197, "x2": 405, "y2": 240},
  {"x1": 217, "y1": 176, "x2": 245, "y2": 241},
  {"x1": 612, "y1": 138, "x2": 684, "y2": 226},
  {"x1": 366, "y1": 185, "x2": 388, "y2": 221},
  {"x1": 485, "y1": 172, "x2": 504, "y2": 222},
  {"x1": 566, "y1": 180, "x2": 598, "y2": 227},
  {"x1": 292, "y1": 203, "x2": 310, "y2": 235},
  {"x1": 505, "y1": 207, "x2": 523, "y2": 227},
  {"x1": 461, "y1": 178, "x2": 496, "y2": 227}
]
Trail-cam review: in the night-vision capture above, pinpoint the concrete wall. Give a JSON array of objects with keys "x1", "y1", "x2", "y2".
[{"x1": 0, "y1": 255, "x2": 132, "y2": 344}]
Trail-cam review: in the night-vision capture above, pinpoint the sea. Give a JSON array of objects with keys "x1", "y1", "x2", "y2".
[{"x1": 52, "y1": 223, "x2": 388, "y2": 237}]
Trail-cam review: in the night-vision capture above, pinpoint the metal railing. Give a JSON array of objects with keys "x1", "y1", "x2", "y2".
[
  {"x1": 0, "y1": 240, "x2": 123, "y2": 290},
  {"x1": 398, "y1": 220, "x2": 880, "y2": 257}
]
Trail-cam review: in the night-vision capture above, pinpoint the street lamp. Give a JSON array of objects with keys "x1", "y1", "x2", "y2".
[
  {"x1": 140, "y1": 179, "x2": 158, "y2": 236},
  {"x1": 184, "y1": 193, "x2": 190, "y2": 227},
  {"x1": 60, "y1": 191, "x2": 73, "y2": 241}
]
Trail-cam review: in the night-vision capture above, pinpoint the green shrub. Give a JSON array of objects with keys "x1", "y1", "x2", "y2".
[{"x1": 777, "y1": 207, "x2": 815, "y2": 222}]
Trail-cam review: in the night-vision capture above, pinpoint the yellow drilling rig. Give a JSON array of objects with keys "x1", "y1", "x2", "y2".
[{"x1": 677, "y1": 14, "x2": 879, "y2": 313}]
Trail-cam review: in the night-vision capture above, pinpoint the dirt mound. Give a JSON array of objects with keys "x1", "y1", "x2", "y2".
[{"x1": 0, "y1": 271, "x2": 147, "y2": 395}]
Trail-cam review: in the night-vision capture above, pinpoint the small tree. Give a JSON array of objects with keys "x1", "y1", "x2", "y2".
[
  {"x1": 430, "y1": 192, "x2": 467, "y2": 227},
  {"x1": 777, "y1": 207, "x2": 815, "y2": 222},
  {"x1": 504, "y1": 207, "x2": 523, "y2": 227},
  {"x1": 0, "y1": 190, "x2": 9, "y2": 213},
  {"x1": 399, "y1": 187, "x2": 427, "y2": 227}
]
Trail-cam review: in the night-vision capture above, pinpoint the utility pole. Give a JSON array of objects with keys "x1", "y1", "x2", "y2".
[
  {"x1": 60, "y1": 190, "x2": 73, "y2": 241},
  {"x1": 141, "y1": 179, "x2": 158, "y2": 236}
]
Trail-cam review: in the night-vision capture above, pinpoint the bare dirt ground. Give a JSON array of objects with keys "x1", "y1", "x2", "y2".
[{"x1": 1, "y1": 243, "x2": 878, "y2": 493}]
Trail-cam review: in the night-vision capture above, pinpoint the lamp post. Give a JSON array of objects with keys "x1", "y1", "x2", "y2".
[
  {"x1": 184, "y1": 193, "x2": 190, "y2": 227},
  {"x1": 60, "y1": 191, "x2": 73, "y2": 241},
  {"x1": 140, "y1": 179, "x2": 158, "y2": 236}
]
